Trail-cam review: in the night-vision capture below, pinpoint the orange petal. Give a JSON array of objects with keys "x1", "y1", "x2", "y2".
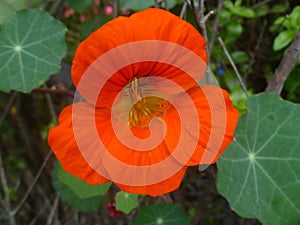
[
  {"x1": 48, "y1": 103, "x2": 109, "y2": 184},
  {"x1": 164, "y1": 85, "x2": 238, "y2": 166},
  {"x1": 114, "y1": 166, "x2": 188, "y2": 197},
  {"x1": 72, "y1": 8, "x2": 207, "y2": 107}
]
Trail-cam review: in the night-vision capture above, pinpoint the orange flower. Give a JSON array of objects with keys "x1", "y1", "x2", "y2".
[{"x1": 48, "y1": 8, "x2": 238, "y2": 197}]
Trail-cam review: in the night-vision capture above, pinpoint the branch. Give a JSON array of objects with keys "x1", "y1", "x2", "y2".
[
  {"x1": 32, "y1": 87, "x2": 75, "y2": 98},
  {"x1": 218, "y1": 37, "x2": 249, "y2": 97},
  {"x1": 266, "y1": 30, "x2": 300, "y2": 94}
]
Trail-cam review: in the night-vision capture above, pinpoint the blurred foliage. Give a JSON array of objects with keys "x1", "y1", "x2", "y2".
[{"x1": 0, "y1": 0, "x2": 299, "y2": 224}]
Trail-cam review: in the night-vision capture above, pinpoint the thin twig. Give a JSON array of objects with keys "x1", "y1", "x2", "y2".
[
  {"x1": 44, "y1": 86, "x2": 58, "y2": 125},
  {"x1": 180, "y1": 1, "x2": 188, "y2": 19},
  {"x1": 208, "y1": 0, "x2": 223, "y2": 58},
  {"x1": 266, "y1": 30, "x2": 300, "y2": 94},
  {"x1": 113, "y1": 0, "x2": 119, "y2": 18},
  {"x1": 49, "y1": 0, "x2": 64, "y2": 15},
  {"x1": 11, "y1": 151, "x2": 53, "y2": 216},
  {"x1": 244, "y1": 20, "x2": 267, "y2": 81},
  {"x1": 252, "y1": 0, "x2": 273, "y2": 9},
  {"x1": 0, "y1": 93, "x2": 17, "y2": 126},
  {"x1": 0, "y1": 148, "x2": 16, "y2": 225},
  {"x1": 46, "y1": 194, "x2": 60, "y2": 225},
  {"x1": 218, "y1": 37, "x2": 249, "y2": 97},
  {"x1": 32, "y1": 87, "x2": 75, "y2": 98}
]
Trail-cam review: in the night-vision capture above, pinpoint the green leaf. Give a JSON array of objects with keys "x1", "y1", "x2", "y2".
[
  {"x1": 216, "y1": 93, "x2": 300, "y2": 225},
  {"x1": 234, "y1": 7, "x2": 255, "y2": 18},
  {"x1": 231, "y1": 51, "x2": 249, "y2": 64},
  {"x1": 57, "y1": 162, "x2": 111, "y2": 199},
  {"x1": 270, "y1": 4, "x2": 287, "y2": 14},
  {"x1": 52, "y1": 162, "x2": 105, "y2": 211},
  {"x1": 0, "y1": 0, "x2": 27, "y2": 24},
  {"x1": 225, "y1": 21, "x2": 243, "y2": 43},
  {"x1": 273, "y1": 29, "x2": 297, "y2": 51},
  {"x1": 254, "y1": 5, "x2": 269, "y2": 17},
  {"x1": 119, "y1": 0, "x2": 153, "y2": 11},
  {"x1": 289, "y1": 6, "x2": 300, "y2": 27},
  {"x1": 115, "y1": 191, "x2": 139, "y2": 214},
  {"x1": 66, "y1": 0, "x2": 94, "y2": 11},
  {"x1": 131, "y1": 204, "x2": 191, "y2": 225},
  {"x1": 0, "y1": 9, "x2": 67, "y2": 93}
]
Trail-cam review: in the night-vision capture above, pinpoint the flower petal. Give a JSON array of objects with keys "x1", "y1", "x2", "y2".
[
  {"x1": 48, "y1": 103, "x2": 109, "y2": 184},
  {"x1": 114, "y1": 166, "x2": 188, "y2": 197},
  {"x1": 164, "y1": 85, "x2": 238, "y2": 166}
]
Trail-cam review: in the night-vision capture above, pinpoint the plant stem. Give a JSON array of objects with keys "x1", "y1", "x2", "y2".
[
  {"x1": 266, "y1": 30, "x2": 300, "y2": 95},
  {"x1": 218, "y1": 37, "x2": 249, "y2": 97}
]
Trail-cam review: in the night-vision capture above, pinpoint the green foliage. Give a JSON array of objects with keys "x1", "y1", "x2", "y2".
[
  {"x1": 131, "y1": 204, "x2": 191, "y2": 225},
  {"x1": 0, "y1": 0, "x2": 27, "y2": 24},
  {"x1": 119, "y1": 0, "x2": 177, "y2": 11},
  {"x1": 217, "y1": 93, "x2": 300, "y2": 225},
  {"x1": 0, "y1": 9, "x2": 67, "y2": 93},
  {"x1": 115, "y1": 191, "x2": 139, "y2": 214},
  {"x1": 66, "y1": 0, "x2": 94, "y2": 12},
  {"x1": 224, "y1": 0, "x2": 255, "y2": 18},
  {"x1": 272, "y1": 6, "x2": 300, "y2": 51},
  {"x1": 284, "y1": 66, "x2": 300, "y2": 103},
  {"x1": 52, "y1": 161, "x2": 111, "y2": 211}
]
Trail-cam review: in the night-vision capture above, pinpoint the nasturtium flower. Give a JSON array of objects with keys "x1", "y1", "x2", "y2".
[{"x1": 48, "y1": 8, "x2": 238, "y2": 197}]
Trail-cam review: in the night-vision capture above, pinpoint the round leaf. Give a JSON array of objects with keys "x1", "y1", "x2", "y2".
[
  {"x1": 131, "y1": 204, "x2": 191, "y2": 225},
  {"x1": 115, "y1": 191, "x2": 139, "y2": 214},
  {"x1": 217, "y1": 93, "x2": 300, "y2": 225},
  {"x1": 57, "y1": 162, "x2": 111, "y2": 199},
  {"x1": 0, "y1": 9, "x2": 67, "y2": 93},
  {"x1": 0, "y1": 0, "x2": 28, "y2": 24}
]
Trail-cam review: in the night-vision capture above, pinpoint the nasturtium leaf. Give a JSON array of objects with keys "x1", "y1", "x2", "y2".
[
  {"x1": 216, "y1": 93, "x2": 300, "y2": 225},
  {"x1": 0, "y1": 0, "x2": 27, "y2": 24},
  {"x1": 52, "y1": 162, "x2": 104, "y2": 211},
  {"x1": 131, "y1": 204, "x2": 191, "y2": 225},
  {"x1": 0, "y1": 9, "x2": 67, "y2": 93},
  {"x1": 57, "y1": 162, "x2": 111, "y2": 199},
  {"x1": 273, "y1": 29, "x2": 297, "y2": 51},
  {"x1": 115, "y1": 191, "x2": 138, "y2": 214}
]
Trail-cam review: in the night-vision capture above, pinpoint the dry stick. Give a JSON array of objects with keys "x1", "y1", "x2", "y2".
[
  {"x1": 11, "y1": 150, "x2": 53, "y2": 216},
  {"x1": 0, "y1": 92, "x2": 17, "y2": 126},
  {"x1": 180, "y1": 1, "x2": 188, "y2": 19},
  {"x1": 46, "y1": 194, "x2": 60, "y2": 225},
  {"x1": 113, "y1": 0, "x2": 119, "y2": 18},
  {"x1": 252, "y1": 0, "x2": 273, "y2": 9},
  {"x1": 266, "y1": 30, "x2": 300, "y2": 94},
  {"x1": 244, "y1": 20, "x2": 267, "y2": 82},
  {"x1": 0, "y1": 149, "x2": 16, "y2": 225},
  {"x1": 207, "y1": 0, "x2": 223, "y2": 58},
  {"x1": 32, "y1": 87, "x2": 75, "y2": 98},
  {"x1": 218, "y1": 37, "x2": 249, "y2": 97}
]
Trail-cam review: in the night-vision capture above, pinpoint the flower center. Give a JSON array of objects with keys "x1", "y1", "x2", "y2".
[
  {"x1": 128, "y1": 77, "x2": 170, "y2": 128},
  {"x1": 129, "y1": 96, "x2": 170, "y2": 128}
]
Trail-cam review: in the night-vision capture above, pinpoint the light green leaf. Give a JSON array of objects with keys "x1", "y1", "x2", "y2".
[
  {"x1": 58, "y1": 163, "x2": 111, "y2": 199},
  {"x1": 115, "y1": 191, "x2": 139, "y2": 214},
  {"x1": 254, "y1": 5, "x2": 269, "y2": 17},
  {"x1": 290, "y1": 6, "x2": 300, "y2": 27},
  {"x1": 234, "y1": 7, "x2": 255, "y2": 18},
  {"x1": 119, "y1": 0, "x2": 153, "y2": 11},
  {"x1": 0, "y1": 0, "x2": 27, "y2": 24},
  {"x1": 0, "y1": 9, "x2": 67, "y2": 93},
  {"x1": 273, "y1": 29, "x2": 297, "y2": 51},
  {"x1": 270, "y1": 4, "x2": 287, "y2": 14},
  {"x1": 131, "y1": 204, "x2": 191, "y2": 225},
  {"x1": 217, "y1": 93, "x2": 300, "y2": 225}
]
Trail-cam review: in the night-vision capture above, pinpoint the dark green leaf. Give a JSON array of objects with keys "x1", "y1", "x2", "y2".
[
  {"x1": 273, "y1": 29, "x2": 296, "y2": 51},
  {"x1": 270, "y1": 4, "x2": 287, "y2": 14},
  {"x1": 0, "y1": 0, "x2": 27, "y2": 24},
  {"x1": 231, "y1": 51, "x2": 249, "y2": 64},
  {"x1": 225, "y1": 21, "x2": 243, "y2": 43},
  {"x1": 66, "y1": 0, "x2": 94, "y2": 11},
  {"x1": 115, "y1": 191, "x2": 139, "y2": 214},
  {"x1": 52, "y1": 162, "x2": 104, "y2": 211},
  {"x1": 0, "y1": 9, "x2": 67, "y2": 92},
  {"x1": 254, "y1": 5, "x2": 269, "y2": 17},
  {"x1": 57, "y1": 163, "x2": 111, "y2": 199},
  {"x1": 217, "y1": 93, "x2": 300, "y2": 225},
  {"x1": 131, "y1": 204, "x2": 191, "y2": 225},
  {"x1": 119, "y1": 0, "x2": 153, "y2": 11}
]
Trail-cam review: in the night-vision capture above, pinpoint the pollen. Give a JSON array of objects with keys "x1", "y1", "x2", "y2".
[{"x1": 128, "y1": 77, "x2": 170, "y2": 128}]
